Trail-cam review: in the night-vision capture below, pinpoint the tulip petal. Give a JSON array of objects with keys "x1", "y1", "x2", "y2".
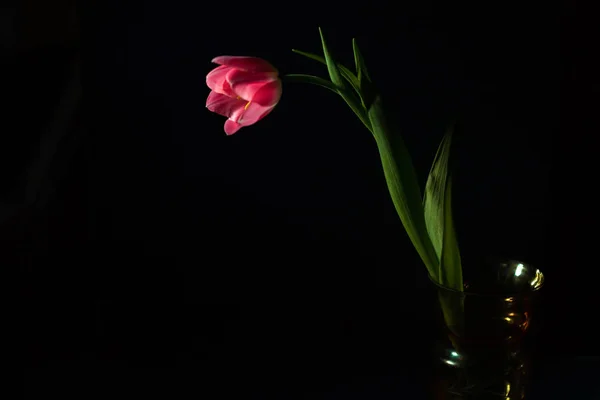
[
  {"x1": 246, "y1": 79, "x2": 282, "y2": 107},
  {"x1": 206, "y1": 65, "x2": 235, "y2": 96},
  {"x1": 206, "y1": 91, "x2": 246, "y2": 119},
  {"x1": 238, "y1": 102, "x2": 276, "y2": 126},
  {"x1": 226, "y1": 69, "x2": 281, "y2": 106},
  {"x1": 212, "y1": 56, "x2": 278, "y2": 73},
  {"x1": 224, "y1": 119, "x2": 243, "y2": 135}
]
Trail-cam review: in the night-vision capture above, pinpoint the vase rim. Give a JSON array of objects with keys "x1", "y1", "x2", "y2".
[{"x1": 428, "y1": 258, "x2": 545, "y2": 296}]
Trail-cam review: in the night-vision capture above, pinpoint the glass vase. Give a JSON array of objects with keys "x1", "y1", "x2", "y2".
[{"x1": 429, "y1": 258, "x2": 544, "y2": 399}]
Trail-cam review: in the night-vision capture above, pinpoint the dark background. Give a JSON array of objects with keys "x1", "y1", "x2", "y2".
[{"x1": 7, "y1": 0, "x2": 598, "y2": 398}]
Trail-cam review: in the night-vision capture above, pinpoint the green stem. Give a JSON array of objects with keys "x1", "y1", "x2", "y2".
[{"x1": 368, "y1": 97, "x2": 439, "y2": 278}]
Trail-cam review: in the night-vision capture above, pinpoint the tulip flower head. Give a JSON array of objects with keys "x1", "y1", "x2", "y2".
[{"x1": 206, "y1": 56, "x2": 282, "y2": 135}]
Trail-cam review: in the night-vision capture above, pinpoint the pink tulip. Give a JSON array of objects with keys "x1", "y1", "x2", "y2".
[{"x1": 206, "y1": 56, "x2": 282, "y2": 135}]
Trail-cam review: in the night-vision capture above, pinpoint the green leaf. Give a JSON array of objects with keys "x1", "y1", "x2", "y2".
[
  {"x1": 291, "y1": 49, "x2": 361, "y2": 98},
  {"x1": 316, "y1": 28, "x2": 372, "y2": 132},
  {"x1": 318, "y1": 27, "x2": 345, "y2": 89},
  {"x1": 441, "y1": 176, "x2": 462, "y2": 290},
  {"x1": 285, "y1": 70, "x2": 370, "y2": 131},
  {"x1": 283, "y1": 74, "x2": 338, "y2": 94},
  {"x1": 367, "y1": 96, "x2": 439, "y2": 278},
  {"x1": 289, "y1": 28, "x2": 372, "y2": 132},
  {"x1": 423, "y1": 126, "x2": 463, "y2": 290},
  {"x1": 352, "y1": 38, "x2": 371, "y2": 84},
  {"x1": 351, "y1": 38, "x2": 375, "y2": 109},
  {"x1": 437, "y1": 286, "x2": 465, "y2": 345}
]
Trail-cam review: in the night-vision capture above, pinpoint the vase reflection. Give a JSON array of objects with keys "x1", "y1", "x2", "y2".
[{"x1": 433, "y1": 340, "x2": 530, "y2": 399}]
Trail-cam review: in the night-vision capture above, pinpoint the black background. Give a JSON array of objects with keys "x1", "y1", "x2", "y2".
[{"x1": 13, "y1": 0, "x2": 599, "y2": 398}]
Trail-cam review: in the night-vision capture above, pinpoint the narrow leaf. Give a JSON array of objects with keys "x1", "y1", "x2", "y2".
[
  {"x1": 352, "y1": 39, "x2": 361, "y2": 82},
  {"x1": 291, "y1": 49, "x2": 361, "y2": 97},
  {"x1": 318, "y1": 27, "x2": 345, "y2": 90},
  {"x1": 423, "y1": 126, "x2": 463, "y2": 290},
  {"x1": 441, "y1": 175, "x2": 463, "y2": 290},
  {"x1": 352, "y1": 38, "x2": 371, "y2": 84},
  {"x1": 351, "y1": 38, "x2": 375, "y2": 108},
  {"x1": 283, "y1": 74, "x2": 338, "y2": 94},
  {"x1": 291, "y1": 29, "x2": 372, "y2": 132},
  {"x1": 425, "y1": 127, "x2": 464, "y2": 341},
  {"x1": 285, "y1": 73, "x2": 371, "y2": 132},
  {"x1": 437, "y1": 287, "x2": 465, "y2": 346}
]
